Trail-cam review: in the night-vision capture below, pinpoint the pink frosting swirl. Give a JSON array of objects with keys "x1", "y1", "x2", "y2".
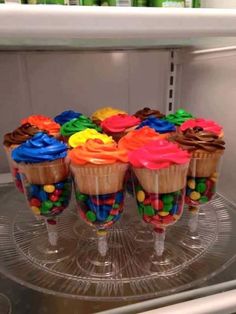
[
  {"x1": 128, "y1": 139, "x2": 191, "y2": 170},
  {"x1": 101, "y1": 114, "x2": 140, "y2": 133},
  {"x1": 180, "y1": 118, "x2": 223, "y2": 136}
]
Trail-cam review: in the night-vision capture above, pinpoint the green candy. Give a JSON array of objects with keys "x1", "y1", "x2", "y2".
[
  {"x1": 41, "y1": 200, "x2": 53, "y2": 213},
  {"x1": 106, "y1": 215, "x2": 114, "y2": 222},
  {"x1": 138, "y1": 204, "x2": 144, "y2": 216},
  {"x1": 86, "y1": 211, "x2": 96, "y2": 222},
  {"x1": 199, "y1": 196, "x2": 208, "y2": 204},
  {"x1": 174, "y1": 190, "x2": 182, "y2": 196},
  {"x1": 54, "y1": 201, "x2": 62, "y2": 207},
  {"x1": 143, "y1": 205, "x2": 155, "y2": 216},
  {"x1": 197, "y1": 178, "x2": 206, "y2": 183},
  {"x1": 163, "y1": 203, "x2": 173, "y2": 212},
  {"x1": 135, "y1": 185, "x2": 142, "y2": 192},
  {"x1": 113, "y1": 203, "x2": 119, "y2": 209},
  {"x1": 76, "y1": 193, "x2": 88, "y2": 202},
  {"x1": 196, "y1": 182, "x2": 206, "y2": 193},
  {"x1": 162, "y1": 194, "x2": 174, "y2": 204},
  {"x1": 59, "y1": 196, "x2": 65, "y2": 202}
]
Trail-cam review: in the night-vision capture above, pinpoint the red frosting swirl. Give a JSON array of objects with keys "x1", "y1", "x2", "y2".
[
  {"x1": 101, "y1": 114, "x2": 140, "y2": 133},
  {"x1": 180, "y1": 118, "x2": 223, "y2": 136},
  {"x1": 128, "y1": 139, "x2": 191, "y2": 170}
]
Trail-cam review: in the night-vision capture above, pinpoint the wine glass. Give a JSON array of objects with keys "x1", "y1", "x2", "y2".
[
  {"x1": 4, "y1": 146, "x2": 23, "y2": 193},
  {"x1": 71, "y1": 163, "x2": 128, "y2": 277},
  {"x1": 19, "y1": 161, "x2": 77, "y2": 263}
]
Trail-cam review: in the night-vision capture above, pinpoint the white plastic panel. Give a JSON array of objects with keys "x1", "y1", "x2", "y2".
[{"x1": 180, "y1": 50, "x2": 236, "y2": 202}]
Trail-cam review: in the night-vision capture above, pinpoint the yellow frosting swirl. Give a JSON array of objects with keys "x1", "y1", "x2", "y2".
[
  {"x1": 91, "y1": 107, "x2": 126, "y2": 122},
  {"x1": 68, "y1": 128, "x2": 114, "y2": 148}
]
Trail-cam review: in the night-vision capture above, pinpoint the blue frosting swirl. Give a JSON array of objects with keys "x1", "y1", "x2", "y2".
[
  {"x1": 12, "y1": 132, "x2": 67, "y2": 163},
  {"x1": 136, "y1": 116, "x2": 176, "y2": 134},
  {"x1": 54, "y1": 110, "x2": 82, "y2": 125}
]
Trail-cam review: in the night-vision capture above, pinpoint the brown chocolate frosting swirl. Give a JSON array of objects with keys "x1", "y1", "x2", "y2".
[
  {"x1": 3, "y1": 123, "x2": 40, "y2": 147},
  {"x1": 170, "y1": 127, "x2": 225, "y2": 152},
  {"x1": 134, "y1": 107, "x2": 165, "y2": 120}
]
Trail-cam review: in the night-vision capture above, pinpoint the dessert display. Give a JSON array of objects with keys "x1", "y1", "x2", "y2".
[
  {"x1": 180, "y1": 118, "x2": 223, "y2": 137},
  {"x1": 101, "y1": 113, "x2": 140, "y2": 142},
  {"x1": 129, "y1": 139, "x2": 190, "y2": 257},
  {"x1": 54, "y1": 110, "x2": 82, "y2": 125},
  {"x1": 3, "y1": 123, "x2": 40, "y2": 192},
  {"x1": 165, "y1": 108, "x2": 193, "y2": 126},
  {"x1": 21, "y1": 115, "x2": 60, "y2": 138},
  {"x1": 91, "y1": 107, "x2": 126, "y2": 126},
  {"x1": 136, "y1": 116, "x2": 176, "y2": 136},
  {"x1": 134, "y1": 107, "x2": 165, "y2": 121},
  {"x1": 12, "y1": 132, "x2": 76, "y2": 262}
]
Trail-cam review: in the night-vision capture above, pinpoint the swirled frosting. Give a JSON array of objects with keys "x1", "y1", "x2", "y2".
[
  {"x1": 21, "y1": 115, "x2": 60, "y2": 135},
  {"x1": 60, "y1": 115, "x2": 101, "y2": 137},
  {"x1": 165, "y1": 109, "x2": 193, "y2": 126},
  {"x1": 101, "y1": 114, "x2": 140, "y2": 133},
  {"x1": 3, "y1": 123, "x2": 40, "y2": 147},
  {"x1": 91, "y1": 107, "x2": 127, "y2": 122},
  {"x1": 69, "y1": 139, "x2": 128, "y2": 165},
  {"x1": 136, "y1": 117, "x2": 176, "y2": 134},
  {"x1": 12, "y1": 132, "x2": 67, "y2": 163},
  {"x1": 118, "y1": 126, "x2": 165, "y2": 151},
  {"x1": 170, "y1": 128, "x2": 225, "y2": 152},
  {"x1": 128, "y1": 139, "x2": 190, "y2": 170},
  {"x1": 134, "y1": 107, "x2": 165, "y2": 120},
  {"x1": 180, "y1": 118, "x2": 223, "y2": 136},
  {"x1": 68, "y1": 128, "x2": 114, "y2": 148},
  {"x1": 54, "y1": 110, "x2": 82, "y2": 125}
]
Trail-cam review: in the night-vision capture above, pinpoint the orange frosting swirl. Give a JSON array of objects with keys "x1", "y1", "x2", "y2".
[
  {"x1": 69, "y1": 139, "x2": 128, "y2": 165},
  {"x1": 118, "y1": 126, "x2": 166, "y2": 151},
  {"x1": 21, "y1": 115, "x2": 60, "y2": 135}
]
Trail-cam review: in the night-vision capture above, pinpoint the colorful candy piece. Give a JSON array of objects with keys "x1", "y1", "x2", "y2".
[
  {"x1": 190, "y1": 191, "x2": 201, "y2": 201},
  {"x1": 43, "y1": 185, "x2": 55, "y2": 193},
  {"x1": 137, "y1": 190, "x2": 145, "y2": 203},
  {"x1": 86, "y1": 211, "x2": 96, "y2": 222},
  {"x1": 187, "y1": 179, "x2": 196, "y2": 190}
]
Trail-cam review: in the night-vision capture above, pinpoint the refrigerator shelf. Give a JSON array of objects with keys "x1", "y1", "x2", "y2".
[{"x1": 0, "y1": 183, "x2": 235, "y2": 301}]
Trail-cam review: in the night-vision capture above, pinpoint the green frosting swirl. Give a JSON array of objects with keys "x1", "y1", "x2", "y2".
[
  {"x1": 165, "y1": 109, "x2": 193, "y2": 126},
  {"x1": 60, "y1": 115, "x2": 101, "y2": 137}
]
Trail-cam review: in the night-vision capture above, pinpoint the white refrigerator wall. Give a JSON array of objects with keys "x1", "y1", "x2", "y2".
[
  {"x1": 0, "y1": 50, "x2": 169, "y2": 173},
  {"x1": 180, "y1": 51, "x2": 236, "y2": 203}
]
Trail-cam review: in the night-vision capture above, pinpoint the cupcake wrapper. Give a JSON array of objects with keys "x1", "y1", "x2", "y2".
[
  {"x1": 70, "y1": 162, "x2": 128, "y2": 195},
  {"x1": 133, "y1": 163, "x2": 189, "y2": 194},
  {"x1": 4, "y1": 145, "x2": 19, "y2": 169}
]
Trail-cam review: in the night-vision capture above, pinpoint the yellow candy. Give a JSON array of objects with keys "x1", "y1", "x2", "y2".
[
  {"x1": 137, "y1": 190, "x2": 145, "y2": 203},
  {"x1": 187, "y1": 179, "x2": 196, "y2": 190},
  {"x1": 189, "y1": 206, "x2": 198, "y2": 212},
  {"x1": 190, "y1": 191, "x2": 201, "y2": 201},
  {"x1": 173, "y1": 214, "x2": 180, "y2": 220},
  {"x1": 97, "y1": 230, "x2": 107, "y2": 236},
  {"x1": 91, "y1": 107, "x2": 126, "y2": 121},
  {"x1": 31, "y1": 206, "x2": 40, "y2": 215},
  {"x1": 159, "y1": 211, "x2": 169, "y2": 217},
  {"x1": 43, "y1": 185, "x2": 55, "y2": 193},
  {"x1": 68, "y1": 128, "x2": 114, "y2": 148},
  {"x1": 210, "y1": 172, "x2": 219, "y2": 183}
]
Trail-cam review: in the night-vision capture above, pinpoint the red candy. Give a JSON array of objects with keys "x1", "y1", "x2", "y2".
[
  {"x1": 143, "y1": 198, "x2": 151, "y2": 205},
  {"x1": 30, "y1": 198, "x2": 41, "y2": 207},
  {"x1": 162, "y1": 215, "x2": 174, "y2": 224},
  {"x1": 49, "y1": 194, "x2": 59, "y2": 202},
  {"x1": 92, "y1": 197, "x2": 114, "y2": 206},
  {"x1": 54, "y1": 189, "x2": 62, "y2": 197},
  {"x1": 110, "y1": 209, "x2": 119, "y2": 215}
]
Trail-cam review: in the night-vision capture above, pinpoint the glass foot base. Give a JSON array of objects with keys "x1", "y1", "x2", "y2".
[
  {"x1": 76, "y1": 244, "x2": 128, "y2": 278},
  {"x1": 15, "y1": 219, "x2": 45, "y2": 234},
  {"x1": 181, "y1": 231, "x2": 203, "y2": 249},
  {"x1": 0, "y1": 294, "x2": 11, "y2": 314},
  {"x1": 134, "y1": 243, "x2": 187, "y2": 275},
  {"x1": 28, "y1": 236, "x2": 77, "y2": 264}
]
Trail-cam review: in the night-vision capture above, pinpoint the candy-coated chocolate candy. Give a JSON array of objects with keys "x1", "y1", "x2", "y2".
[
  {"x1": 158, "y1": 211, "x2": 169, "y2": 217},
  {"x1": 137, "y1": 190, "x2": 145, "y2": 203},
  {"x1": 186, "y1": 188, "x2": 192, "y2": 196},
  {"x1": 106, "y1": 215, "x2": 114, "y2": 222},
  {"x1": 143, "y1": 215, "x2": 152, "y2": 223},
  {"x1": 152, "y1": 215, "x2": 161, "y2": 221},
  {"x1": 110, "y1": 209, "x2": 119, "y2": 215},
  {"x1": 54, "y1": 201, "x2": 62, "y2": 207},
  {"x1": 54, "y1": 189, "x2": 62, "y2": 197},
  {"x1": 55, "y1": 182, "x2": 64, "y2": 189},
  {"x1": 113, "y1": 214, "x2": 121, "y2": 222},
  {"x1": 138, "y1": 204, "x2": 144, "y2": 215},
  {"x1": 41, "y1": 200, "x2": 53, "y2": 213},
  {"x1": 101, "y1": 205, "x2": 112, "y2": 212},
  {"x1": 163, "y1": 215, "x2": 175, "y2": 224},
  {"x1": 210, "y1": 172, "x2": 218, "y2": 182},
  {"x1": 187, "y1": 179, "x2": 196, "y2": 190},
  {"x1": 189, "y1": 206, "x2": 198, "y2": 212},
  {"x1": 143, "y1": 205, "x2": 155, "y2": 216},
  {"x1": 59, "y1": 196, "x2": 65, "y2": 202},
  {"x1": 113, "y1": 203, "x2": 119, "y2": 209},
  {"x1": 16, "y1": 173, "x2": 21, "y2": 180},
  {"x1": 197, "y1": 178, "x2": 206, "y2": 183},
  {"x1": 31, "y1": 206, "x2": 40, "y2": 215},
  {"x1": 196, "y1": 182, "x2": 206, "y2": 193},
  {"x1": 143, "y1": 197, "x2": 151, "y2": 205},
  {"x1": 62, "y1": 190, "x2": 70, "y2": 197},
  {"x1": 135, "y1": 185, "x2": 143, "y2": 192},
  {"x1": 199, "y1": 196, "x2": 208, "y2": 203},
  {"x1": 96, "y1": 210, "x2": 109, "y2": 222},
  {"x1": 115, "y1": 191, "x2": 123, "y2": 203},
  {"x1": 163, "y1": 203, "x2": 172, "y2": 212},
  {"x1": 39, "y1": 190, "x2": 48, "y2": 201},
  {"x1": 170, "y1": 204, "x2": 178, "y2": 215},
  {"x1": 76, "y1": 193, "x2": 88, "y2": 202},
  {"x1": 190, "y1": 191, "x2": 201, "y2": 201},
  {"x1": 49, "y1": 194, "x2": 59, "y2": 202},
  {"x1": 29, "y1": 185, "x2": 40, "y2": 197},
  {"x1": 152, "y1": 199, "x2": 161, "y2": 210},
  {"x1": 30, "y1": 198, "x2": 41, "y2": 207},
  {"x1": 162, "y1": 194, "x2": 174, "y2": 204},
  {"x1": 47, "y1": 219, "x2": 57, "y2": 225},
  {"x1": 99, "y1": 194, "x2": 114, "y2": 200},
  {"x1": 43, "y1": 185, "x2": 55, "y2": 193},
  {"x1": 86, "y1": 211, "x2": 96, "y2": 222}
]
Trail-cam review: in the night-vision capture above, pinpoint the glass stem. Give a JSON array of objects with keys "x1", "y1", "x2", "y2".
[
  {"x1": 97, "y1": 230, "x2": 108, "y2": 257},
  {"x1": 188, "y1": 206, "x2": 199, "y2": 234},
  {"x1": 46, "y1": 219, "x2": 58, "y2": 247},
  {"x1": 154, "y1": 228, "x2": 166, "y2": 257}
]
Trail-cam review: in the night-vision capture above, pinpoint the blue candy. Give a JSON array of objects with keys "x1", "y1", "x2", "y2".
[
  {"x1": 115, "y1": 191, "x2": 124, "y2": 203},
  {"x1": 55, "y1": 182, "x2": 64, "y2": 189},
  {"x1": 29, "y1": 184, "x2": 40, "y2": 197},
  {"x1": 39, "y1": 189, "x2": 48, "y2": 201},
  {"x1": 96, "y1": 210, "x2": 109, "y2": 222},
  {"x1": 99, "y1": 194, "x2": 114, "y2": 200},
  {"x1": 186, "y1": 188, "x2": 192, "y2": 196},
  {"x1": 87, "y1": 199, "x2": 99, "y2": 212},
  {"x1": 170, "y1": 204, "x2": 178, "y2": 215},
  {"x1": 101, "y1": 205, "x2": 112, "y2": 212},
  {"x1": 113, "y1": 214, "x2": 121, "y2": 222}
]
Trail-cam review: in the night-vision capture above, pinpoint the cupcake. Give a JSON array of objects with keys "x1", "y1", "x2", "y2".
[
  {"x1": 69, "y1": 139, "x2": 128, "y2": 228},
  {"x1": 180, "y1": 118, "x2": 223, "y2": 138},
  {"x1": 91, "y1": 107, "x2": 127, "y2": 126},
  {"x1": 134, "y1": 107, "x2": 165, "y2": 121},
  {"x1": 136, "y1": 116, "x2": 176, "y2": 137},
  {"x1": 22, "y1": 115, "x2": 60, "y2": 138},
  {"x1": 68, "y1": 128, "x2": 114, "y2": 148},
  {"x1": 60, "y1": 115, "x2": 101, "y2": 141},
  {"x1": 54, "y1": 110, "x2": 82, "y2": 126},
  {"x1": 165, "y1": 109, "x2": 193, "y2": 126},
  {"x1": 101, "y1": 114, "x2": 140, "y2": 142},
  {"x1": 3, "y1": 123, "x2": 41, "y2": 192}
]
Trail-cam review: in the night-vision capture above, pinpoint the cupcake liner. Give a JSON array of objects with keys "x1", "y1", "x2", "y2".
[
  {"x1": 133, "y1": 163, "x2": 189, "y2": 194},
  {"x1": 18, "y1": 158, "x2": 69, "y2": 185},
  {"x1": 4, "y1": 145, "x2": 19, "y2": 169},
  {"x1": 70, "y1": 162, "x2": 128, "y2": 195}
]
